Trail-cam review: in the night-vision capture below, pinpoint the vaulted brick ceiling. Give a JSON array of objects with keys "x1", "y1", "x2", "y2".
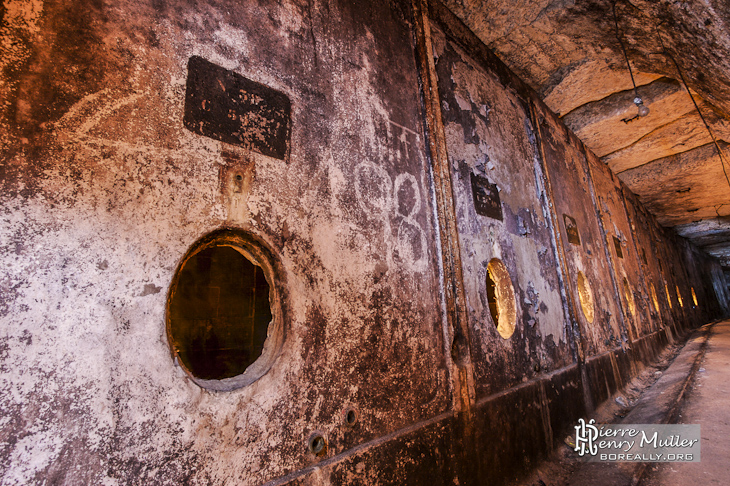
[{"x1": 443, "y1": 0, "x2": 730, "y2": 270}]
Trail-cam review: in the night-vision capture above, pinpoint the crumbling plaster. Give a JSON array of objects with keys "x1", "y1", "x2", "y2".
[
  {"x1": 0, "y1": 0, "x2": 727, "y2": 485},
  {"x1": 1, "y1": 0, "x2": 450, "y2": 483}
]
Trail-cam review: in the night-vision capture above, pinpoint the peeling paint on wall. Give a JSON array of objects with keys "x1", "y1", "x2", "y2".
[{"x1": 0, "y1": 0, "x2": 726, "y2": 485}]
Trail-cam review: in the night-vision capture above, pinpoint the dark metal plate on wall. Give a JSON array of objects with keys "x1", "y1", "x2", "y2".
[
  {"x1": 183, "y1": 56, "x2": 291, "y2": 160},
  {"x1": 563, "y1": 214, "x2": 581, "y2": 245},
  {"x1": 471, "y1": 173, "x2": 502, "y2": 221},
  {"x1": 613, "y1": 236, "x2": 624, "y2": 258}
]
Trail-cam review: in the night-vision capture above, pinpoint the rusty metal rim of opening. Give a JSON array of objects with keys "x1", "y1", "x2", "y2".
[
  {"x1": 165, "y1": 227, "x2": 286, "y2": 392},
  {"x1": 486, "y1": 258, "x2": 517, "y2": 339}
]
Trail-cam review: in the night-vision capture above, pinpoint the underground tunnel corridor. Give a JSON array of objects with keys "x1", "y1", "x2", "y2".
[{"x1": 2, "y1": 0, "x2": 730, "y2": 484}]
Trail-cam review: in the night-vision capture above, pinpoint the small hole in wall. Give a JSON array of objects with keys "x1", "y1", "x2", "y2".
[
  {"x1": 343, "y1": 406, "x2": 358, "y2": 427},
  {"x1": 167, "y1": 230, "x2": 283, "y2": 391},
  {"x1": 485, "y1": 258, "x2": 517, "y2": 339},
  {"x1": 676, "y1": 285, "x2": 684, "y2": 307},
  {"x1": 577, "y1": 271, "x2": 595, "y2": 323},
  {"x1": 691, "y1": 287, "x2": 699, "y2": 307},
  {"x1": 650, "y1": 282, "x2": 660, "y2": 314},
  {"x1": 308, "y1": 433, "x2": 327, "y2": 456},
  {"x1": 233, "y1": 173, "x2": 245, "y2": 193},
  {"x1": 622, "y1": 277, "x2": 635, "y2": 316}
]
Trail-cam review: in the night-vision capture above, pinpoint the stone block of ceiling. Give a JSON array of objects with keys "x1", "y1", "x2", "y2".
[
  {"x1": 700, "y1": 242, "x2": 730, "y2": 265},
  {"x1": 603, "y1": 104, "x2": 730, "y2": 174},
  {"x1": 431, "y1": 24, "x2": 572, "y2": 398},
  {"x1": 620, "y1": 141, "x2": 730, "y2": 225},
  {"x1": 543, "y1": 59, "x2": 660, "y2": 117},
  {"x1": 562, "y1": 78, "x2": 697, "y2": 157}
]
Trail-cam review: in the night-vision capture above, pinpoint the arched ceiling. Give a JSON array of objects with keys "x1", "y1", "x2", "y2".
[{"x1": 442, "y1": 0, "x2": 730, "y2": 270}]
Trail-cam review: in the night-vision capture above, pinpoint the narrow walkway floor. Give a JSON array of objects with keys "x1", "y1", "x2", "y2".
[
  {"x1": 520, "y1": 319, "x2": 727, "y2": 486},
  {"x1": 640, "y1": 320, "x2": 730, "y2": 485}
]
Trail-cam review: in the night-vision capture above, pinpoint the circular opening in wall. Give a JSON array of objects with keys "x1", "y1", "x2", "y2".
[
  {"x1": 485, "y1": 258, "x2": 517, "y2": 339},
  {"x1": 622, "y1": 277, "x2": 635, "y2": 316},
  {"x1": 343, "y1": 406, "x2": 358, "y2": 427},
  {"x1": 308, "y1": 433, "x2": 327, "y2": 457},
  {"x1": 665, "y1": 283, "x2": 673, "y2": 309},
  {"x1": 676, "y1": 285, "x2": 684, "y2": 308},
  {"x1": 691, "y1": 287, "x2": 698, "y2": 307},
  {"x1": 650, "y1": 282, "x2": 660, "y2": 314},
  {"x1": 166, "y1": 229, "x2": 284, "y2": 391},
  {"x1": 576, "y1": 271, "x2": 595, "y2": 323}
]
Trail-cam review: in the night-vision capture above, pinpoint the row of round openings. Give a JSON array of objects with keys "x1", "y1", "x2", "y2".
[
  {"x1": 485, "y1": 258, "x2": 517, "y2": 339},
  {"x1": 170, "y1": 232, "x2": 704, "y2": 396},
  {"x1": 166, "y1": 230, "x2": 283, "y2": 391}
]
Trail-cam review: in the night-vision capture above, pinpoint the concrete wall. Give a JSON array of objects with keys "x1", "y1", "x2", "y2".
[{"x1": 1, "y1": 0, "x2": 727, "y2": 485}]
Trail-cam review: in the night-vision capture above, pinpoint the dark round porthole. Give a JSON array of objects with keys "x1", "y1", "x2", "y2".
[
  {"x1": 166, "y1": 229, "x2": 284, "y2": 391},
  {"x1": 343, "y1": 406, "x2": 359, "y2": 428},
  {"x1": 308, "y1": 432, "x2": 328, "y2": 457}
]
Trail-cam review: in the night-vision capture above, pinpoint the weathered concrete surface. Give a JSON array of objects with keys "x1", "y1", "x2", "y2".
[
  {"x1": 621, "y1": 189, "x2": 679, "y2": 336},
  {"x1": 619, "y1": 142, "x2": 730, "y2": 226},
  {"x1": 432, "y1": 24, "x2": 573, "y2": 397},
  {"x1": 1, "y1": 0, "x2": 451, "y2": 483},
  {"x1": 1, "y1": 1, "x2": 727, "y2": 485},
  {"x1": 585, "y1": 149, "x2": 655, "y2": 341},
  {"x1": 533, "y1": 102, "x2": 626, "y2": 357}
]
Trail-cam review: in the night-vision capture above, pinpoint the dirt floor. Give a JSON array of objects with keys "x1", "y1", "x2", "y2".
[{"x1": 639, "y1": 320, "x2": 730, "y2": 485}]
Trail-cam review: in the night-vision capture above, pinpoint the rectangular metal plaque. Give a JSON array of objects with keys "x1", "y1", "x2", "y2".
[
  {"x1": 563, "y1": 214, "x2": 581, "y2": 245},
  {"x1": 183, "y1": 56, "x2": 291, "y2": 159},
  {"x1": 613, "y1": 236, "x2": 624, "y2": 258},
  {"x1": 471, "y1": 173, "x2": 502, "y2": 221}
]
